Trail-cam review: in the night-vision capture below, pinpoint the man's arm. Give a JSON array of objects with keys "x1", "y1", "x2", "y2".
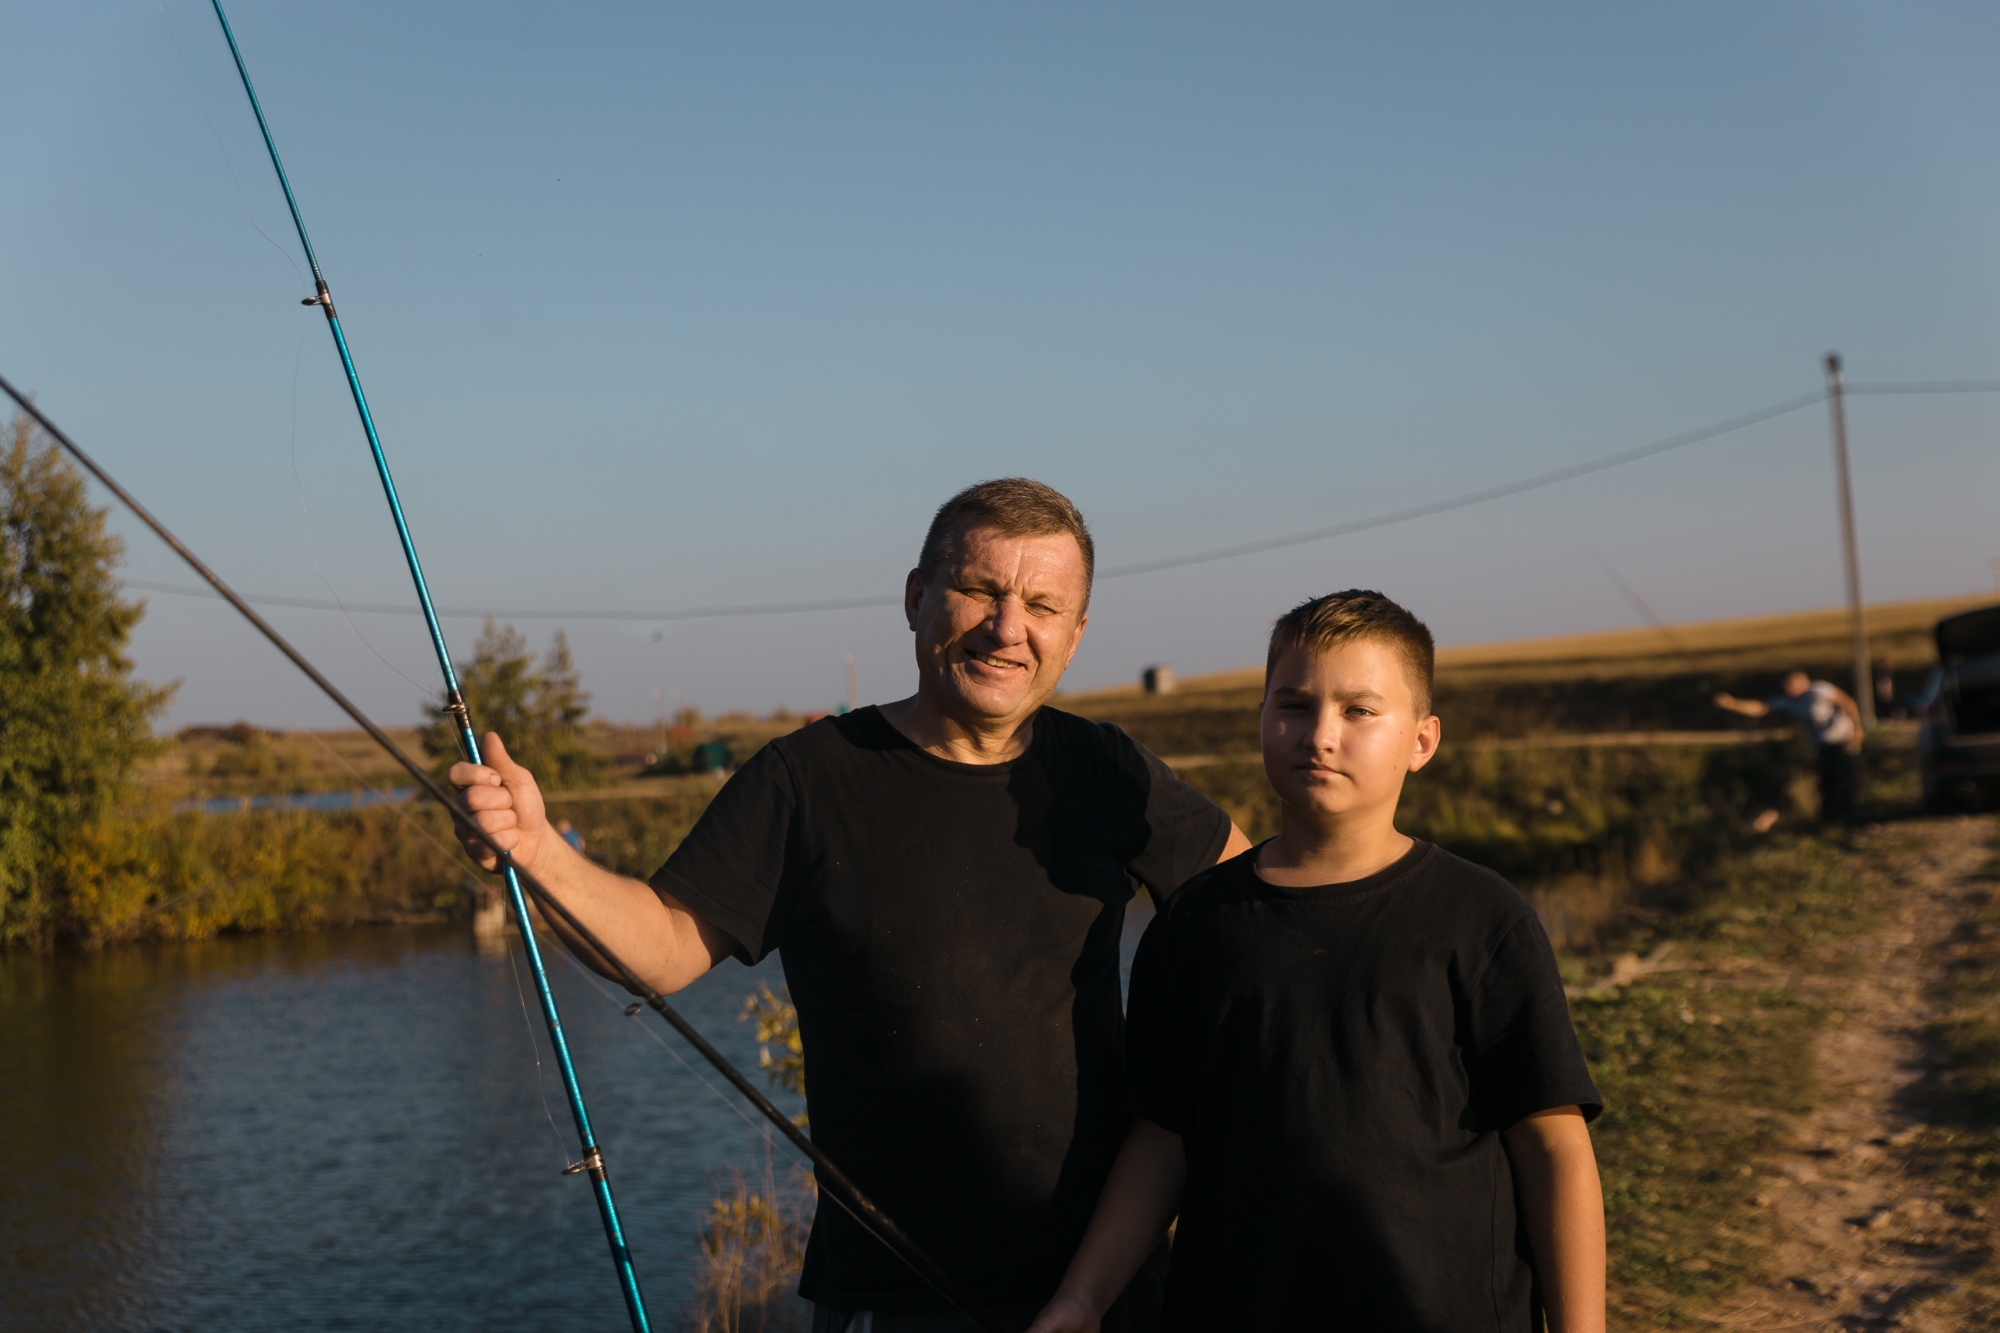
[
  {"x1": 452, "y1": 733, "x2": 736, "y2": 995},
  {"x1": 1713, "y1": 692, "x2": 1770, "y2": 719},
  {"x1": 1828, "y1": 685, "x2": 1864, "y2": 734},
  {"x1": 1028, "y1": 1119, "x2": 1186, "y2": 1333},
  {"x1": 1502, "y1": 1107, "x2": 1606, "y2": 1333}
]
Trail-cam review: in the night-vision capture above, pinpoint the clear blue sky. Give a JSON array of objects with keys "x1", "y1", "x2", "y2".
[{"x1": 6, "y1": 1, "x2": 1998, "y2": 730}]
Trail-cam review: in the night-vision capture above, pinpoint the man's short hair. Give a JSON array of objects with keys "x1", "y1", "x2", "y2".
[
  {"x1": 1265, "y1": 590, "x2": 1436, "y2": 716},
  {"x1": 918, "y1": 478, "x2": 1096, "y2": 607}
]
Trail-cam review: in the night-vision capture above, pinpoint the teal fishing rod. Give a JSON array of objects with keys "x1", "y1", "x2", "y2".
[{"x1": 205, "y1": 4, "x2": 651, "y2": 1325}]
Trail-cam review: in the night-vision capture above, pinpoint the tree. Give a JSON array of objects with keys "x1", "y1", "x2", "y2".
[
  {"x1": 419, "y1": 619, "x2": 603, "y2": 790},
  {"x1": 1, "y1": 412, "x2": 172, "y2": 947}
]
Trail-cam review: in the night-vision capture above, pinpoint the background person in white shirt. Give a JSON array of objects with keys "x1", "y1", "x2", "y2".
[{"x1": 1715, "y1": 672, "x2": 1864, "y2": 823}]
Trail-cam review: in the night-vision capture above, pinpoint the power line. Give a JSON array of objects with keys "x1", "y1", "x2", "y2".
[
  {"x1": 1847, "y1": 378, "x2": 2000, "y2": 395},
  {"x1": 118, "y1": 378, "x2": 2000, "y2": 623},
  {"x1": 1098, "y1": 387, "x2": 1830, "y2": 578},
  {"x1": 122, "y1": 580, "x2": 901, "y2": 621}
]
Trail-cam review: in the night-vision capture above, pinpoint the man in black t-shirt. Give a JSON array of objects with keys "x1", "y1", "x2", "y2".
[
  {"x1": 452, "y1": 479, "x2": 1249, "y2": 1331},
  {"x1": 1030, "y1": 591, "x2": 1605, "y2": 1333}
]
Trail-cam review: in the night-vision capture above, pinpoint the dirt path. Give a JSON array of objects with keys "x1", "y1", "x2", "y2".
[{"x1": 1699, "y1": 814, "x2": 1996, "y2": 1331}]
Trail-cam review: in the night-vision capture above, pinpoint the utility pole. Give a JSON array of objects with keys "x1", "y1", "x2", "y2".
[
  {"x1": 844, "y1": 653, "x2": 859, "y2": 714},
  {"x1": 1825, "y1": 353, "x2": 1876, "y2": 727}
]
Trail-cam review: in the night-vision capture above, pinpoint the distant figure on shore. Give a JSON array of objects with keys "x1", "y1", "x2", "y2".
[
  {"x1": 1715, "y1": 671, "x2": 1863, "y2": 823},
  {"x1": 555, "y1": 820, "x2": 585, "y2": 853}
]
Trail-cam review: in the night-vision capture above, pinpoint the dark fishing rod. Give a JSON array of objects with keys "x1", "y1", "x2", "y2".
[
  {"x1": 200, "y1": 3, "x2": 653, "y2": 1324},
  {"x1": 0, "y1": 375, "x2": 1005, "y2": 1333}
]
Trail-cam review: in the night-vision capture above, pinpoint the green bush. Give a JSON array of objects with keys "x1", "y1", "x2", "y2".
[
  {"x1": 50, "y1": 801, "x2": 463, "y2": 946},
  {"x1": 0, "y1": 414, "x2": 171, "y2": 947},
  {"x1": 1182, "y1": 740, "x2": 1801, "y2": 883}
]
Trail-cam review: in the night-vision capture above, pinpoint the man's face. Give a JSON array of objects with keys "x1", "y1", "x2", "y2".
[
  {"x1": 1784, "y1": 671, "x2": 1811, "y2": 697},
  {"x1": 1260, "y1": 638, "x2": 1440, "y2": 824},
  {"x1": 905, "y1": 521, "x2": 1090, "y2": 729}
]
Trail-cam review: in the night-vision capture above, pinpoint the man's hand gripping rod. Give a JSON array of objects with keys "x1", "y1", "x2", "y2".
[{"x1": 0, "y1": 374, "x2": 1006, "y2": 1333}]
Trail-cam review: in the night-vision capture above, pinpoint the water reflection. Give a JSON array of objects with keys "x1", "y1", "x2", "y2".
[{"x1": 2, "y1": 924, "x2": 799, "y2": 1332}]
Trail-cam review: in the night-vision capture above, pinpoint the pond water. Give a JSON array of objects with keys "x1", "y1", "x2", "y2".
[{"x1": 2, "y1": 907, "x2": 1154, "y2": 1331}]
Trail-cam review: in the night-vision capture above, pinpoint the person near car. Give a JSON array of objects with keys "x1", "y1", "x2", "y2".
[
  {"x1": 1715, "y1": 670, "x2": 1863, "y2": 823},
  {"x1": 450, "y1": 477, "x2": 1251, "y2": 1332}
]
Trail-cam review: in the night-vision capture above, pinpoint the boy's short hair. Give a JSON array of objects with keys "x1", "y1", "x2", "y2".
[
  {"x1": 1265, "y1": 590, "x2": 1436, "y2": 716},
  {"x1": 919, "y1": 478, "x2": 1096, "y2": 609}
]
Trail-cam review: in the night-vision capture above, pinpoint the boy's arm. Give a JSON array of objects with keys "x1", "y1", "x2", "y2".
[
  {"x1": 1502, "y1": 1107, "x2": 1606, "y2": 1333},
  {"x1": 1028, "y1": 1119, "x2": 1186, "y2": 1333}
]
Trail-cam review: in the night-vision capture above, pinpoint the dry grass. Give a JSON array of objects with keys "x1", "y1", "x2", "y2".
[
  {"x1": 681, "y1": 1164, "x2": 815, "y2": 1333},
  {"x1": 135, "y1": 723, "x2": 429, "y2": 799},
  {"x1": 1904, "y1": 837, "x2": 2000, "y2": 1326},
  {"x1": 138, "y1": 709, "x2": 813, "y2": 805},
  {"x1": 1572, "y1": 828, "x2": 1894, "y2": 1324}
]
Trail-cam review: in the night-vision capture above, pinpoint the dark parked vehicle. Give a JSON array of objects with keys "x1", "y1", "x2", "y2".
[{"x1": 1918, "y1": 603, "x2": 2000, "y2": 809}]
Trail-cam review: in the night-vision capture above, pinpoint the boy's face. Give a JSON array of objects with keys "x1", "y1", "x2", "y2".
[{"x1": 1260, "y1": 637, "x2": 1441, "y2": 826}]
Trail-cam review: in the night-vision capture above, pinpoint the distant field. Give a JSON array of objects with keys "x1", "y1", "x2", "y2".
[{"x1": 1064, "y1": 593, "x2": 1993, "y2": 706}]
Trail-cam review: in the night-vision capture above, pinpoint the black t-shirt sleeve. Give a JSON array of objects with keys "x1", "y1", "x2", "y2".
[
  {"x1": 1122, "y1": 894, "x2": 1198, "y2": 1135},
  {"x1": 1465, "y1": 911, "x2": 1604, "y2": 1130},
  {"x1": 1106, "y1": 725, "x2": 1231, "y2": 902},
  {"x1": 648, "y1": 741, "x2": 798, "y2": 966}
]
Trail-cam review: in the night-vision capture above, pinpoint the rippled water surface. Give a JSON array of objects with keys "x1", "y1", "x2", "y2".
[{"x1": 2, "y1": 923, "x2": 805, "y2": 1332}]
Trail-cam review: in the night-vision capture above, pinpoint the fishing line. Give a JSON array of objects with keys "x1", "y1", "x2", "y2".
[
  {"x1": 548, "y1": 947, "x2": 888, "y2": 1254},
  {"x1": 283, "y1": 725, "x2": 579, "y2": 1256},
  {"x1": 297, "y1": 728, "x2": 460, "y2": 859},
  {"x1": 506, "y1": 939, "x2": 574, "y2": 1169},
  {"x1": 0, "y1": 376, "x2": 1007, "y2": 1333},
  {"x1": 163, "y1": 0, "x2": 437, "y2": 705},
  {"x1": 1583, "y1": 549, "x2": 1696, "y2": 669},
  {"x1": 284, "y1": 360, "x2": 437, "y2": 707},
  {"x1": 551, "y1": 946, "x2": 782, "y2": 1144},
  {"x1": 131, "y1": 874, "x2": 249, "y2": 923},
  {"x1": 155, "y1": 1, "x2": 309, "y2": 291}
]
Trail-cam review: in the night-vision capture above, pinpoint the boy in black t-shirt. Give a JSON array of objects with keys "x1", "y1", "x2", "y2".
[{"x1": 1029, "y1": 591, "x2": 1606, "y2": 1333}]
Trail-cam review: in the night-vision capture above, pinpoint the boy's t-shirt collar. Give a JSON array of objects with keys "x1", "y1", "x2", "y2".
[{"x1": 1245, "y1": 837, "x2": 1434, "y2": 901}]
